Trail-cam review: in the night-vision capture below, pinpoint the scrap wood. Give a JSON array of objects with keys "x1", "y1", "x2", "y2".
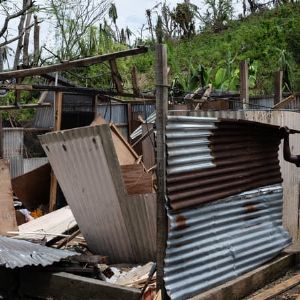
[
  {"x1": 91, "y1": 116, "x2": 139, "y2": 165},
  {"x1": 273, "y1": 94, "x2": 295, "y2": 109},
  {"x1": 0, "y1": 160, "x2": 18, "y2": 235},
  {"x1": 249, "y1": 273, "x2": 300, "y2": 300},
  {"x1": 56, "y1": 229, "x2": 80, "y2": 249},
  {"x1": 11, "y1": 163, "x2": 51, "y2": 211},
  {"x1": 16, "y1": 206, "x2": 77, "y2": 244}
]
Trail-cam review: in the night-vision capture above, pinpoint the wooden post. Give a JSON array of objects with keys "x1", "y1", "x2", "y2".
[
  {"x1": 155, "y1": 44, "x2": 168, "y2": 299},
  {"x1": 109, "y1": 59, "x2": 123, "y2": 94},
  {"x1": 274, "y1": 70, "x2": 283, "y2": 105},
  {"x1": 49, "y1": 91, "x2": 63, "y2": 212},
  {"x1": 131, "y1": 66, "x2": 140, "y2": 96},
  {"x1": 240, "y1": 61, "x2": 249, "y2": 110},
  {"x1": 142, "y1": 124, "x2": 155, "y2": 170},
  {"x1": 127, "y1": 103, "x2": 132, "y2": 141}
]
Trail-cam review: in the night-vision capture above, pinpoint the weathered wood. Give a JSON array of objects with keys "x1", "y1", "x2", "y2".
[
  {"x1": 0, "y1": 47, "x2": 148, "y2": 80},
  {"x1": 274, "y1": 70, "x2": 283, "y2": 105},
  {"x1": 273, "y1": 94, "x2": 295, "y2": 109},
  {"x1": 155, "y1": 43, "x2": 168, "y2": 297},
  {"x1": 190, "y1": 254, "x2": 295, "y2": 300},
  {"x1": 19, "y1": 271, "x2": 141, "y2": 300},
  {"x1": 240, "y1": 61, "x2": 249, "y2": 110},
  {"x1": 0, "y1": 160, "x2": 18, "y2": 235},
  {"x1": 17, "y1": 206, "x2": 77, "y2": 243},
  {"x1": 249, "y1": 273, "x2": 300, "y2": 300},
  {"x1": 11, "y1": 163, "x2": 51, "y2": 210},
  {"x1": 0, "y1": 103, "x2": 50, "y2": 110},
  {"x1": 142, "y1": 124, "x2": 155, "y2": 169},
  {"x1": 109, "y1": 59, "x2": 123, "y2": 94},
  {"x1": 131, "y1": 65, "x2": 140, "y2": 96},
  {"x1": 121, "y1": 164, "x2": 153, "y2": 195},
  {"x1": 49, "y1": 91, "x2": 63, "y2": 212},
  {"x1": 56, "y1": 229, "x2": 81, "y2": 249}
]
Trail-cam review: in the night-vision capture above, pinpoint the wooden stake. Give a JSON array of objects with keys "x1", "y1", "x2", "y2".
[
  {"x1": 49, "y1": 92, "x2": 63, "y2": 212},
  {"x1": 155, "y1": 44, "x2": 168, "y2": 299},
  {"x1": 240, "y1": 61, "x2": 249, "y2": 110},
  {"x1": 274, "y1": 70, "x2": 283, "y2": 105}
]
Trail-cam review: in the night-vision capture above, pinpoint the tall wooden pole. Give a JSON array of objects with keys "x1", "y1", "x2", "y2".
[
  {"x1": 155, "y1": 43, "x2": 168, "y2": 299},
  {"x1": 274, "y1": 70, "x2": 283, "y2": 105},
  {"x1": 240, "y1": 61, "x2": 249, "y2": 110}
]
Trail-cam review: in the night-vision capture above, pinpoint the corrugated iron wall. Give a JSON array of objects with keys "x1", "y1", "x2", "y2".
[{"x1": 164, "y1": 115, "x2": 291, "y2": 299}]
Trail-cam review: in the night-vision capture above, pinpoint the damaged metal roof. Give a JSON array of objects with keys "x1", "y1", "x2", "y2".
[
  {"x1": 164, "y1": 185, "x2": 291, "y2": 300},
  {"x1": 0, "y1": 236, "x2": 76, "y2": 269}
]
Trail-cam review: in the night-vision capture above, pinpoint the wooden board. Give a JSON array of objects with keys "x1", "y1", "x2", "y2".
[
  {"x1": 11, "y1": 163, "x2": 51, "y2": 210},
  {"x1": 17, "y1": 206, "x2": 77, "y2": 243},
  {"x1": 249, "y1": 273, "x2": 300, "y2": 300},
  {"x1": 121, "y1": 164, "x2": 153, "y2": 195},
  {"x1": 92, "y1": 116, "x2": 138, "y2": 165},
  {"x1": 0, "y1": 160, "x2": 18, "y2": 235},
  {"x1": 190, "y1": 254, "x2": 294, "y2": 300},
  {"x1": 141, "y1": 124, "x2": 155, "y2": 170}
]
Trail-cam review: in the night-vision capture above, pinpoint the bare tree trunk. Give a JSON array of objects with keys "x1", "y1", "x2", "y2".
[
  {"x1": 33, "y1": 15, "x2": 40, "y2": 66},
  {"x1": 13, "y1": 0, "x2": 27, "y2": 70},
  {"x1": 23, "y1": 6, "x2": 33, "y2": 66}
]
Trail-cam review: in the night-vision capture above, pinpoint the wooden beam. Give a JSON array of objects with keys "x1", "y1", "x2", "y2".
[
  {"x1": 249, "y1": 273, "x2": 300, "y2": 300},
  {"x1": 240, "y1": 60, "x2": 249, "y2": 110},
  {"x1": 109, "y1": 59, "x2": 123, "y2": 94},
  {"x1": 274, "y1": 70, "x2": 283, "y2": 105},
  {"x1": 0, "y1": 47, "x2": 148, "y2": 80},
  {"x1": 131, "y1": 65, "x2": 140, "y2": 96},
  {"x1": 190, "y1": 254, "x2": 295, "y2": 300},
  {"x1": 155, "y1": 43, "x2": 168, "y2": 299},
  {"x1": 19, "y1": 271, "x2": 141, "y2": 300},
  {"x1": 273, "y1": 94, "x2": 295, "y2": 109},
  {"x1": 142, "y1": 124, "x2": 155, "y2": 170},
  {"x1": 49, "y1": 91, "x2": 63, "y2": 212},
  {"x1": 0, "y1": 103, "x2": 50, "y2": 111}
]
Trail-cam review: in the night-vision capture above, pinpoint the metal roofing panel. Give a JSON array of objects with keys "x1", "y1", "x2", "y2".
[
  {"x1": 23, "y1": 157, "x2": 49, "y2": 174},
  {"x1": 164, "y1": 185, "x2": 291, "y2": 300},
  {"x1": 39, "y1": 125, "x2": 156, "y2": 263},
  {"x1": 0, "y1": 236, "x2": 76, "y2": 269}
]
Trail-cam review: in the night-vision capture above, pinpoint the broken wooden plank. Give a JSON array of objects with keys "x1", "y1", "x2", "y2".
[
  {"x1": 121, "y1": 164, "x2": 153, "y2": 195},
  {"x1": 19, "y1": 271, "x2": 141, "y2": 300},
  {"x1": 0, "y1": 47, "x2": 148, "y2": 80},
  {"x1": 11, "y1": 163, "x2": 51, "y2": 210},
  {"x1": 17, "y1": 206, "x2": 77, "y2": 243},
  {"x1": 0, "y1": 160, "x2": 18, "y2": 235},
  {"x1": 249, "y1": 273, "x2": 300, "y2": 300},
  {"x1": 190, "y1": 254, "x2": 295, "y2": 300}
]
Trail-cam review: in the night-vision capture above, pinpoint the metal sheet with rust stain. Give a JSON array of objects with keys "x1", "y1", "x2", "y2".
[{"x1": 166, "y1": 116, "x2": 282, "y2": 210}]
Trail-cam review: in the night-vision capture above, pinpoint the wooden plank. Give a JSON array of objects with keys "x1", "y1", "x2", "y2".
[
  {"x1": 249, "y1": 273, "x2": 300, "y2": 300},
  {"x1": 142, "y1": 124, "x2": 155, "y2": 169},
  {"x1": 19, "y1": 271, "x2": 141, "y2": 300},
  {"x1": 121, "y1": 164, "x2": 153, "y2": 195},
  {"x1": 17, "y1": 206, "x2": 77, "y2": 243},
  {"x1": 109, "y1": 59, "x2": 123, "y2": 94},
  {"x1": 274, "y1": 70, "x2": 283, "y2": 105},
  {"x1": 131, "y1": 65, "x2": 140, "y2": 96},
  {"x1": 155, "y1": 43, "x2": 168, "y2": 297},
  {"x1": 240, "y1": 61, "x2": 249, "y2": 110},
  {"x1": 11, "y1": 163, "x2": 51, "y2": 210},
  {"x1": 190, "y1": 254, "x2": 295, "y2": 300},
  {"x1": 0, "y1": 160, "x2": 18, "y2": 235},
  {"x1": 0, "y1": 47, "x2": 148, "y2": 80}
]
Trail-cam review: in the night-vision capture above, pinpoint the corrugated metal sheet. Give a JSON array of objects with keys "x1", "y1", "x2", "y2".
[
  {"x1": 63, "y1": 93, "x2": 94, "y2": 112},
  {"x1": 33, "y1": 106, "x2": 54, "y2": 128},
  {"x1": 0, "y1": 236, "x2": 76, "y2": 269},
  {"x1": 166, "y1": 116, "x2": 282, "y2": 211},
  {"x1": 23, "y1": 157, "x2": 48, "y2": 174},
  {"x1": 39, "y1": 125, "x2": 156, "y2": 263},
  {"x1": 164, "y1": 185, "x2": 291, "y2": 300},
  {"x1": 3, "y1": 128, "x2": 24, "y2": 178},
  {"x1": 131, "y1": 103, "x2": 155, "y2": 119},
  {"x1": 97, "y1": 103, "x2": 127, "y2": 124}
]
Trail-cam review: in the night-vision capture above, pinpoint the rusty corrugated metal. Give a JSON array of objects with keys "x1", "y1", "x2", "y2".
[
  {"x1": 39, "y1": 125, "x2": 156, "y2": 263},
  {"x1": 164, "y1": 185, "x2": 291, "y2": 300},
  {"x1": 166, "y1": 116, "x2": 282, "y2": 211},
  {"x1": 0, "y1": 236, "x2": 76, "y2": 269}
]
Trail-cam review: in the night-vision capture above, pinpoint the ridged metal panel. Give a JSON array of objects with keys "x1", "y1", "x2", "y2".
[
  {"x1": 131, "y1": 103, "x2": 155, "y2": 119},
  {"x1": 23, "y1": 157, "x2": 48, "y2": 174},
  {"x1": 164, "y1": 185, "x2": 291, "y2": 300},
  {"x1": 39, "y1": 125, "x2": 155, "y2": 263},
  {"x1": 33, "y1": 106, "x2": 54, "y2": 128},
  {"x1": 97, "y1": 103, "x2": 128, "y2": 124},
  {"x1": 166, "y1": 116, "x2": 282, "y2": 210},
  {"x1": 63, "y1": 93, "x2": 94, "y2": 112},
  {"x1": 0, "y1": 236, "x2": 76, "y2": 269},
  {"x1": 3, "y1": 128, "x2": 24, "y2": 178}
]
